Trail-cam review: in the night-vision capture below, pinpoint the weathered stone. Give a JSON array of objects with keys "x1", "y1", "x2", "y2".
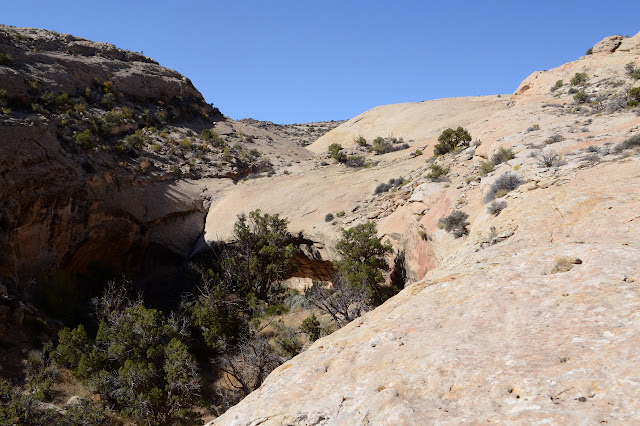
[{"x1": 592, "y1": 35, "x2": 623, "y2": 54}]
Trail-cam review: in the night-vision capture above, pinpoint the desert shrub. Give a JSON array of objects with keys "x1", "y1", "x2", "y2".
[
  {"x1": 124, "y1": 131, "x2": 147, "y2": 150},
  {"x1": 433, "y1": 127, "x2": 471, "y2": 156},
  {"x1": 0, "y1": 377, "x2": 59, "y2": 425},
  {"x1": 224, "y1": 210, "x2": 297, "y2": 302},
  {"x1": 388, "y1": 177, "x2": 405, "y2": 187},
  {"x1": 0, "y1": 51, "x2": 13, "y2": 66},
  {"x1": 526, "y1": 124, "x2": 540, "y2": 132},
  {"x1": 438, "y1": 210, "x2": 470, "y2": 238},
  {"x1": 354, "y1": 135, "x2": 367, "y2": 146},
  {"x1": 74, "y1": 129, "x2": 95, "y2": 150},
  {"x1": 537, "y1": 148, "x2": 559, "y2": 167},
  {"x1": 300, "y1": 315, "x2": 322, "y2": 342},
  {"x1": 586, "y1": 145, "x2": 599, "y2": 153},
  {"x1": 201, "y1": 128, "x2": 213, "y2": 140},
  {"x1": 628, "y1": 87, "x2": 640, "y2": 106},
  {"x1": 483, "y1": 172, "x2": 523, "y2": 203},
  {"x1": 305, "y1": 223, "x2": 395, "y2": 326},
  {"x1": 491, "y1": 147, "x2": 515, "y2": 165},
  {"x1": 374, "y1": 177, "x2": 404, "y2": 195},
  {"x1": 335, "y1": 222, "x2": 395, "y2": 306},
  {"x1": 545, "y1": 134, "x2": 565, "y2": 144},
  {"x1": 413, "y1": 149, "x2": 423, "y2": 156},
  {"x1": 328, "y1": 143, "x2": 346, "y2": 163},
  {"x1": 345, "y1": 155, "x2": 366, "y2": 168},
  {"x1": 625, "y1": 62, "x2": 640, "y2": 80},
  {"x1": 100, "y1": 92, "x2": 117, "y2": 109},
  {"x1": 374, "y1": 183, "x2": 391, "y2": 194},
  {"x1": 570, "y1": 72, "x2": 588, "y2": 86},
  {"x1": 336, "y1": 210, "x2": 346, "y2": 217},
  {"x1": 487, "y1": 200, "x2": 507, "y2": 215},
  {"x1": 583, "y1": 152, "x2": 600, "y2": 163},
  {"x1": 585, "y1": 47, "x2": 593, "y2": 55},
  {"x1": 550, "y1": 80, "x2": 564, "y2": 92},
  {"x1": 478, "y1": 160, "x2": 495, "y2": 176},
  {"x1": 426, "y1": 163, "x2": 449, "y2": 181},
  {"x1": 615, "y1": 134, "x2": 640, "y2": 151},
  {"x1": 325, "y1": 213, "x2": 334, "y2": 222},
  {"x1": 574, "y1": 89, "x2": 589, "y2": 104},
  {"x1": 371, "y1": 137, "x2": 391, "y2": 154},
  {"x1": 53, "y1": 291, "x2": 202, "y2": 425}
]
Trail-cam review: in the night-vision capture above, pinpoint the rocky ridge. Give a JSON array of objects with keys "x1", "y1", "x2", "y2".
[{"x1": 0, "y1": 25, "x2": 313, "y2": 284}]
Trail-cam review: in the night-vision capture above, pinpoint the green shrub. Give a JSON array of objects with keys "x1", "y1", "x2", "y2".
[
  {"x1": 570, "y1": 72, "x2": 588, "y2": 86},
  {"x1": 478, "y1": 160, "x2": 495, "y2": 176},
  {"x1": 54, "y1": 298, "x2": 202, "y2": 425},
  {"x1": 124, "y1": 131, "x2": 147, "y2": 150},
  {"x1": 550, "y1": 80, "x2": 564, "y2": 92},
  {"x1": 491, "y1": 147, "x2": 515, "y2": 165},
  {"x1": 0, "y1": 51, "x2": 13, "y2": 66},
  {"x1": 374, "y1": 177, "x2": 404, "y2": 194},
  {"x1": 629, "y1": 87, "x2": 640, "y2": 103},
  {"x1": 438, "y1": 210, "x2": 470, "y2": 238},
  {"x1": 225, "y1": 210, "x2": 297, "y2": 301},
  {"x1": 585, "y1": 47, "x2": 593, "y2": 55},
  {"x1": 74, "y1": 129, "x2": 95, "y2": 150},
  {"x1": 200, "y1": 128, "x2": 213, "y2": 140},
  {"x1": 544, "y1": 134, "x2": 565, "y2": 144},
  {"x1": 625, "y1": 62, "x2": 640, "y2": 80},
  {"x1": 374, "y1": 183, "x2": 391, "y2": 194},
  {"x1": 426, "y1": 163, "x2": 449, "y2": 181},
  {"x1": 336, "y1": 210, "x2": 346, "y2": 217},
  {"x1": 615, "y1": 134, "x2": 640, "y2": 151},
  {"x1": 483, "y1": 172, "x2": 523, "y2": 203},
  {"x1": 328, "y1": 143, "x2": 346, "y2": 163},
  {"x1": 335, "y1": 222, "x2": 396, "y2": 306},
  {"x1": 354, "y1": 135, "x2": 367, "y2": 146},
  {"x1": 31, "y1": 103, "x2": 49, "y2": 115},
  {"x1": 300, "y1": 315, "x2": 321, "y2": 342},
  {"x1": 573, "y1": 89, "x2": 589, "y2": 104},
  {"x1": 434, "y1": 127, "x2": 471, "y2": 156},
  {"x1": 100, "y1": 92, "x2": 117, "y2": 109},
  {"x1": 345, "y1": 155, "x2": 366, "y2": 168},
  {"x1": 372, "y1": 137, "x2": 391, "y2": 154}
]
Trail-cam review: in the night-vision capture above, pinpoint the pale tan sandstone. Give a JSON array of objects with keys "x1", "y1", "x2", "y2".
[{"x1": 211, "y1": 32, "x2": 640, "y2": 425}]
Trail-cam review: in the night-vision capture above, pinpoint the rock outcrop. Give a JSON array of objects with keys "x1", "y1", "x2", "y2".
[{"x1": 211, "y1": 32, "x2": 640, "y2": 424}]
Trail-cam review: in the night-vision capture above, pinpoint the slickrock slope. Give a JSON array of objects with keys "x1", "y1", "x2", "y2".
[
  {"x1": 214, "y1": 146, "x2": 640, "y2": 426},
  {"x1": 204, "y1": 32, "x2": 640, "y2": 283},
  {"x1": 212, "y1": 33, "x2": 640, "y2": 424}
]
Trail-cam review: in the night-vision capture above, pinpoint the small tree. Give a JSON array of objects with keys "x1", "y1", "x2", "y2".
[
  {"x1": 570, "y1": 72, "x2": 588, "y2": 86},
  {"x1": 434, "y1": 127, "x2": 471, "y2": 156},
  {"x1": 53, "y1": 280, "x2": 202, "y2": 425},
  {"x1": 225, "y1": 210, "x2": 297, "y2": 301},
  {"x1": 328, "y1": 143, "x2": 346, "y2": 163},
  {"x1": 335, "y1": 222, "x2": 395, "y2": 306},
  {"x1": 439, "y1": 211, "x2": 470, "y2": 238}
]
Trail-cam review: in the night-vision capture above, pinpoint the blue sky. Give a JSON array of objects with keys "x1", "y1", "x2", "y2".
[{"x1": 3, "y1": 1, "x2": 639, "y2": 123}]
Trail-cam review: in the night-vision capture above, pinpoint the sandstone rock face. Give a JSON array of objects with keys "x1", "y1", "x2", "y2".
[
  {"x1": 0, "y1": 26, "x2": 230, "y2": 282},
  {"x1": 211, "y1": 32, "x2": 640, "y2": 424},
  {"x1": 591, "y1": 35, "x2": 624, "y2": 54},
  {"x1": 0, "y1": 26, "x2": 204, "y2": 107},
  {"x1": 214, "y1": 156, "x2": 640, "y2": 425}
]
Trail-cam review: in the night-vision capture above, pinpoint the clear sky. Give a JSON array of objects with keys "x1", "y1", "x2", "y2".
[{"x1": 3, "y1": 1, "x2": 639, "y2": 123}]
